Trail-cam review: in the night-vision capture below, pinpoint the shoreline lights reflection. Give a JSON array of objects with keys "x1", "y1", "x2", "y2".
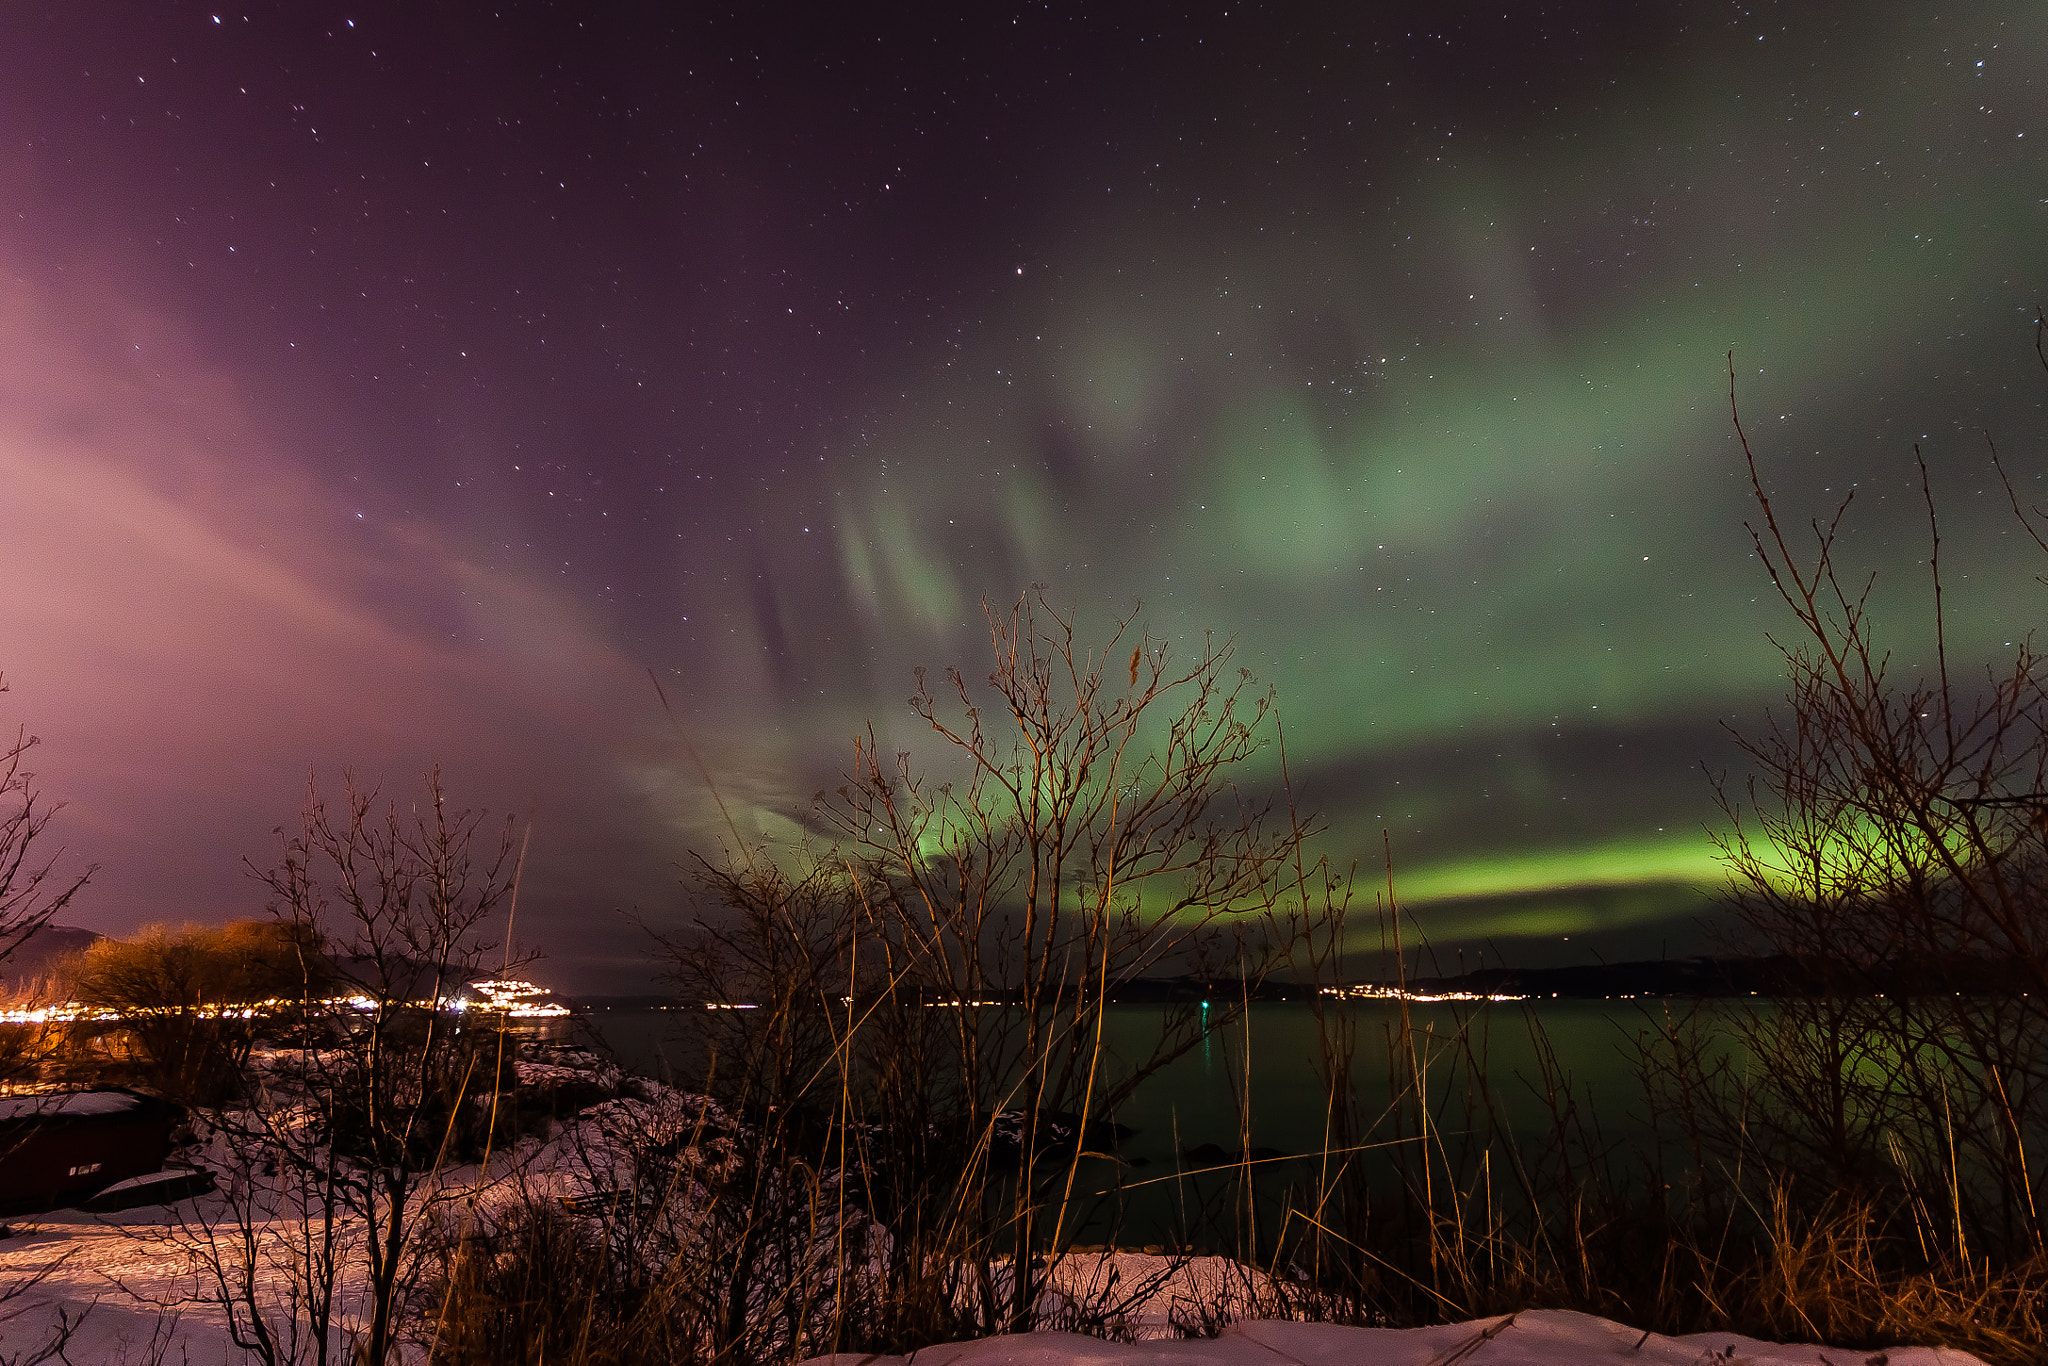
[
  {"x1": 1322, "y1": 985, "x2": 1530, "y2": 1004},
  {"x1": 0, "y1": 976, "x2": 572, "y2": 1025}
]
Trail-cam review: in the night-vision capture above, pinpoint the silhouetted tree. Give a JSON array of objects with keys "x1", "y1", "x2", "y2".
[
  {"x1": 822, "y1": 590, "x2": 1310, "y2": 1331},
  {"x1": 65, "y1": 919, "x2": 326, "y2": 1105},
  {"x1": 171, "y1": 769, "x2": 523, "y2": 1366},
  {"x1": 1716, "y1": 326, "x2": 2048, "y2": 1257},
  {"x1": 0, "y1": 673, "x2": 91, "y2": 967},
  {"x1": 643, "y1": 592, "x2": 1323, "y2": 1353}
]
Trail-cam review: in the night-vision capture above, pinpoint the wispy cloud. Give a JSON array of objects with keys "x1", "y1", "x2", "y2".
[{"x1": 0, "y1": 264, "x2": 680, "y2": 983}]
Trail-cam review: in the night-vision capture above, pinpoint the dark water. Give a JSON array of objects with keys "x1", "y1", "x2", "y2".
[
  {"x1": 568, "y1": 998, "x2": 1723, "y2": 1244},
  {"x1": 574, "y1": 999, "x2": 1697, "y2": 1158}
]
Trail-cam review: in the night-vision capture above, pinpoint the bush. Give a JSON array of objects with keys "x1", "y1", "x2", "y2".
[
  {"x1": 63, "y1": 919, "x2": 324, "y2": 1104},
  {"x1": 425, "y1": 1205, "x2": 684, "y2": 1366}
]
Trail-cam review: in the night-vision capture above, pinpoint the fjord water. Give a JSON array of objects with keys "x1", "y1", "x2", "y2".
[
  {"x1": 1112, "y1": 999, "x2": 1672, "y2": 1151},
  {"x1": 580, "y1": 998, "x2": 1689, "y2": 1161},
  {"x1": 574, "y1": 998, "x2": 1717, "y2": 1246}
]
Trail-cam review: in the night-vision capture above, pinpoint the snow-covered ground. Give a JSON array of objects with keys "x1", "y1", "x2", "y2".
[
  {"x1": 1, "y1": 1201, "x2": 208, "y2": 1365},
  {"x1": 0, "y1": 1217, "x2": 1996, "y2": 1366},
  {"x1": 0, "y1": 1051, "x2": 1999, "y2": 1365},
  {"x1": 0, "y1": 1126, "x2": 626, "y2": 1361},
  {"x1": 802, "y1": 1312, "x2": 1989, "y2": 1366}
]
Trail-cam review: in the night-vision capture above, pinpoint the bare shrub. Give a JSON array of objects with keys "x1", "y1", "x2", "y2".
[
  {"x1": 521, "y1": 592, "x2": 1331, "y2": 1361},
  {"x1": 63, "y1": 920, "x2": 323, "y2": 1105},
  {"x1": 1709, "y1": 332, "x2": 2048, "y2": 1261},
  {"x1": 151, "y1": 768, "x2": 524, "y2": 1366},
  {"x1": 0, "y1": 675, "x2": 91, "y2": 971},
  {"x1": 817, "y1": 592, "x2": 1313, "y2": 1335}
]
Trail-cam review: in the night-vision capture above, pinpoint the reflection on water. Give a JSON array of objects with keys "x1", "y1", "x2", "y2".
[
  {"x1": 574, "y1": 998, "x2": 1738, "y2": 1245},
  {"x1": 579, "y1": 999, "x2": 1721, "y2": 1158},
  {"x1": 497, "y1": 1014, "x2": 591, "y2": 1053},
  {"x1": 572, "y1": 1006, "x2": 695, "y2": 1079}
]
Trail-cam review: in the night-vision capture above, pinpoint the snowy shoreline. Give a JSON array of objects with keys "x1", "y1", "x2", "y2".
[
  {"x1": 802, "y1": 1311, "x2": 1988, "y2": 1366},
  {"x1": 0, "y1": 1047, "x2": 2001, "y2": 1366},
  {"x1": 0, "y1": 1198, "x2": 1996, "y2": 1365}
]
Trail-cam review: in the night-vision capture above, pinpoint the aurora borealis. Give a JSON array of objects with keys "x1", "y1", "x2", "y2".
[{"x1": 0, "y1": 4, "x2": 2042, "y2": 989}]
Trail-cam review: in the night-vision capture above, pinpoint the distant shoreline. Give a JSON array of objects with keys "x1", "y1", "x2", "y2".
[{"x1": 570, "y1": 951, "x2": 2036, "y2": 1013}]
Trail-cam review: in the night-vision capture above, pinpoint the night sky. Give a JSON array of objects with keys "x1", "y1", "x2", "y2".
[{"x1": 1, "y1": 3, "x2": 2041, "y2": 992}]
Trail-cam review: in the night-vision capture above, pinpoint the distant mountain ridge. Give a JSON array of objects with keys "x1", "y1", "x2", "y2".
[{"x1": 1, "y1": 924, "x2": 103, "y2": 989}]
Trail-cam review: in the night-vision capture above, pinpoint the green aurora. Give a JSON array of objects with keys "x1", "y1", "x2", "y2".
[
  {"x1": 0, "y1": 2, "x2": 2041, "y2": 987},
  {"x1": 739, "y1": 4, "x2": 2047, "y2": 958}
]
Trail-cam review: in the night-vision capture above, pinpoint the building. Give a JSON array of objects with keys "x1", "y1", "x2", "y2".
[{"x1": 0, "y1": 1089, "x2": 184, "y2": 1215}]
